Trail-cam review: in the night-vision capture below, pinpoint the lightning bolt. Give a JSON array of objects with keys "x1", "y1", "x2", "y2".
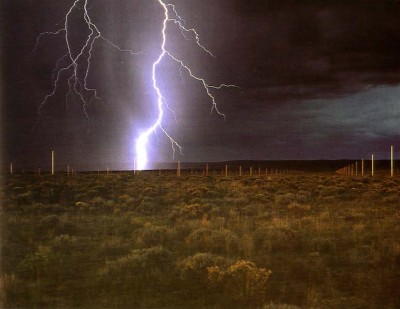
[
  {"x1": 135, "y1": 0, "x2": 238, "y2": 170},
  {"x1": 34, "y1": 0, "x2": 235, "y2": 171},
  {"x1": 34, "y1": 0, "x2": 139, "y2": 125}
]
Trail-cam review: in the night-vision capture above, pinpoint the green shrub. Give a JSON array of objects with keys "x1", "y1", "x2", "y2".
[
  {"x1": 177, "y1": 252, "x2": 227, "y2": 284},
  {"x1": 208, "y1": 260, "x2": 272, "y2": 305},
  {"x1": 275, "y1": 193, "x2": 296, "y2": 206},
  {"x1": 186, "y1": 228, "x2": 240, "y2": 255},
  {"x1": 39, "y1": 215, "x2": 59, "y2": 229},
  {"x1": 15, "y1": 192, "x2": 34, "y2": 205},
  {"x1": 4, "y1": 173, "x2": 400, "y2": 308},
  {"x1": 98, "y1": 246, "x2": 173, "y2": 303},
  {"x1": 137, "y1": 224, "x2": 169, "y2": 248}
]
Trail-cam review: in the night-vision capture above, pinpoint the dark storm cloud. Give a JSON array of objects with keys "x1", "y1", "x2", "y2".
[
  {"x1": 2, "y1": 0, "x2": 400, "y2": 169},
  {"x1": 227, "y1": 0, "x2": 400, "y2": 103},
  {"x1": 188, "y1": 86, "x2": 400, "y2": 161}
]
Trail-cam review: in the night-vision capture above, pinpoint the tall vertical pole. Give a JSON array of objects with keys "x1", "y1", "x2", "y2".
[
  {"x1": 391, "y1": 145, "x2": 394, "y2": 177},
  {"x1": 205, "y1": 163, "x2": 209, "y2": 176},
  {"x1": 107, "y1": 166, "x2": 109, "y2": 175},
  {"x1": 250, "y1": 167, "x2": 253, "y2": 176},
  {"x1": 177, "y1": 161, "x2": 181, "y2": 177},
  {"x1": 225, "y1": 164, "x2": 228, "y2": 177},
  {"x1": 10, "y1": 162, "x2": 13, "y2": 175},
  {"x1": 371, "y1": 154, "x2": 374, "y2": 176},
  {"x1": 67, "y1": 164, "x2": 70, "y2": 175},
  {"x1": 51, "y1": 150, "x2": 55, "y2": 175},
  {"x1": 239, "y1": 165, "x2": 242, "y2": 177},
  {"x1": 355, "y1": 161, "x2": 358, "y2": 176},
  {"x1": 362, "y1": 159, "x2": 364, "y2": 176}
]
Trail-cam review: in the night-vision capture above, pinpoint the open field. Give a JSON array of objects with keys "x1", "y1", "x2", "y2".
[{"x1": 1, "y1": 172, "x2": 400, "y2": 308}]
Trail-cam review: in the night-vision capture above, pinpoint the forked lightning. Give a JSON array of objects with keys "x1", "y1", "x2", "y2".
[
  {"x1": 34, "y1": 0, "x2": 236, "y2": 171},
  {"x1": 34, "y1": 0, "x2": 139, "y2": 121},
  {"x1": 136, "y1": 0, "x2": 237, "y2": 170}
]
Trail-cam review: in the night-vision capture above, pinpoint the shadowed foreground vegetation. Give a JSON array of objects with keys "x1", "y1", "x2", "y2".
[{"x1": 1, "y1": 172, "x2": 399, "y2": 308}]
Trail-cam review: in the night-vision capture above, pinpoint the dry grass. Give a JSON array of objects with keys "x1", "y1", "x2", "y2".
[{"x1": 1, "y1": 172, "x2": 399, "y2": 308}]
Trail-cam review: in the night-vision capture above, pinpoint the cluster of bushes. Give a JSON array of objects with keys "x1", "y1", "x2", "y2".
[{"x1": 1, "y1": 172, "x2": 400, "y2": 308}]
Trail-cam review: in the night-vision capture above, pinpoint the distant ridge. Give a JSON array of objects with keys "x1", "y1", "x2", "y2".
[
  {"x1": 149, "y1": 160, "x2": 398, "y2": 173},
  {"x1": 4, "y1": 160, "x2": 398, "y2": 174}
]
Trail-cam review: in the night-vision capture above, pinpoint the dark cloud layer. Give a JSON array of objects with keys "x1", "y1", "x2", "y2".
[
  {"x1": 229, "y1": 0, "x2": 400, "y2": 102},
  {"x1": 2, "y1": 0, "x2": 400, "y2": 170}
]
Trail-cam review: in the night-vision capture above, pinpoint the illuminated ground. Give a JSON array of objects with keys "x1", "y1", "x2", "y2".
[{"x1": 1, "y1": 172, "x2": 399, "y2": 308}]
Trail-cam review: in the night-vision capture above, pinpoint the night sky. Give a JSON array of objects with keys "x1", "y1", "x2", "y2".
[{"x1": 2, "y1": 0, "x2": 400, "y2": 171}]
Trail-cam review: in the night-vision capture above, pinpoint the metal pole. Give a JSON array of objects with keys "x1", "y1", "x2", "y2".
[
  {"x1": 371, "y1": 154, "x2": 374, "y2": 176},
  {"x1": 391, "y1": 145, "x2": 394, "y2": 177},
  {"x1": 51, "y1": 150, "x2": 55, "y2": 175},
  {"x1": 362, "y1": 159, "x2": 364, "y2": 176}
]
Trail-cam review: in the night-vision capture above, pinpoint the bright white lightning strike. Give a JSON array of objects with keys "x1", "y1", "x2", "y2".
[
  {"x1": 135, "y1": 0, "x2": 237, "y2": 170},
  {"x1": 35, "y1": 0, "x2": 236, "y2": 171},
  {"x1": 34, "y1": 0, "x2": 139, "y2": 124}
]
